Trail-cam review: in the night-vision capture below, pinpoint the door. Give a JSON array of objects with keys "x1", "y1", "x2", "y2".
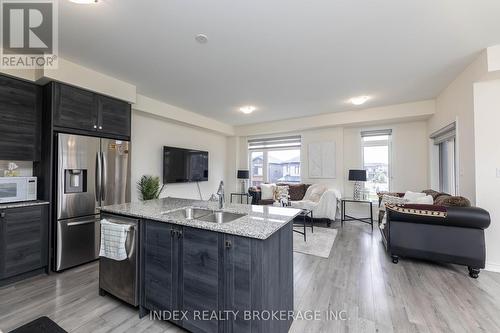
[
  {"x1": 223, "y1": 235, "x2": 252, "y2": 333},
  {"x1": 57, "y1": 133, "x2": 100, "y2": 220},
  {"x1": 0, "y1": 206, "x2": 47, "y2": 279},
  {"x1": 97, "y1": 95, "x2": 131, "y2": 138},
  {"x1": 53, "y1": 83, "x2": 97, "y2": 132},
  {"x1": 100, "y1": 139, "x2": 130, "y2": 207},
  {"x1": 0, "y1": 75, "x2": 41, "y2": 161},
  {"x1": 56, "y1": 215, "x2": 100, "y2": 271},
  {"x1": 181, "y1": 227, "x2": 221, "y2": 333},
  {"x1": 143, "y1": 221, "x2": 177, "y2": 313}
]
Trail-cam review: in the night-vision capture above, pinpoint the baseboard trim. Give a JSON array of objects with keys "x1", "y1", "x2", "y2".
[{"x1": 485, "y1": 262, "x2": 500, "y2": 273}]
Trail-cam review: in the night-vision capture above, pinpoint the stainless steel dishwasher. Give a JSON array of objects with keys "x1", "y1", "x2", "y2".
[{"x1": 99, "y1": 214, "x2": 139, "y2": 306}]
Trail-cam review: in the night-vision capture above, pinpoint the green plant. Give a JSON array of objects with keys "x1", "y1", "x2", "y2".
[{"x1": 137, "y1": 175, "x2": 165, "y2": 201}]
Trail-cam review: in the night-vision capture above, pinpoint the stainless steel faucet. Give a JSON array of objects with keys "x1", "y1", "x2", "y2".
[{"x1": 216, "y1": 180, "x2": 225, "y2": 210}]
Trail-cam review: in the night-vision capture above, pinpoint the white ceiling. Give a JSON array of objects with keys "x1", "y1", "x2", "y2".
[{"x1": 59, "y1": 0, "x2": 500, "y2": 125}]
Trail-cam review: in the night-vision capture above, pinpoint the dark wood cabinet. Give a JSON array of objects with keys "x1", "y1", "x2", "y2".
[
  {"x1": 0, "y1": 205, "x2": 48, "y2": 282},
  {"x1": 53, "y1": 83, "x2": 97, "y2": 132},
  {"x1": 141, "y1": 219, "x2": 294, "y2": 333},
  {"x1": 97, "y1": 95, "x2": 131, "y2": 138},
  {"x1": 0, "y1": 75, "x2": 41, "y2": 161},
  {"x1": 51, "y1": 82, "x2": 131, "y2": 139},
  {"x1": 181, "y1": 227, "x2": 221, "y2": 333},
  {"x1": 143, "y1": 220, "x2": 178, "y2": 313}
]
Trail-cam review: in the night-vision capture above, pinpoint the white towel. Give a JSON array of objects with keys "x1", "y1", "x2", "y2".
[{"x1": 99, "y1": 219, "x2": 131, "y2": 261}]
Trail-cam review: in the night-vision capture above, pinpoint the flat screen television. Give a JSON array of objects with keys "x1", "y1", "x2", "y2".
[{"x1": 163, "y1": 146, "x2": 209, "y2": 183}]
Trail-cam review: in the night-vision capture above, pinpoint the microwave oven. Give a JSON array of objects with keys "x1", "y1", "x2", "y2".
[{"x1": 0, "y1": 177, "x2": 37, "y2": 203}]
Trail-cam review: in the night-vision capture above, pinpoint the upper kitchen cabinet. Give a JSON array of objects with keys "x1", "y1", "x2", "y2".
[
  {"x1": 51, "y1": 82, "x2": 131, "y2": 140},
  {"x1": 97, "y1": 95, "x2": 131, "y2": 139},
  {"x1": 53, "y1": 82, "x2": 97, "y2": 132},
  {"x1": 0, "y1": 75, "x2": 41, "y2": 161}
]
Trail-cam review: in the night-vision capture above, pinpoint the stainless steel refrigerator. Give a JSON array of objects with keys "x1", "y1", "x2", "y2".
[{"x1": 56, "y1": 133, "x2": 130, "y2": 271}]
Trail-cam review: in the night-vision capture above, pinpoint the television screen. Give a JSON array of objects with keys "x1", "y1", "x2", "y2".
[{"x1": 163, "y1": 146, "x2": 208, "y2": 183}]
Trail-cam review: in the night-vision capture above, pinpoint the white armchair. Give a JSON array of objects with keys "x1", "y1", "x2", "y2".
[{"x1": 290, "y1": 184, "x2": 341, "y2": 223}]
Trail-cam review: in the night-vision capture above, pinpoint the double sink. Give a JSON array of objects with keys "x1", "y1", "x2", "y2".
[{"x1": 163, "y1": 207, "x2": 246, "y2": 224}]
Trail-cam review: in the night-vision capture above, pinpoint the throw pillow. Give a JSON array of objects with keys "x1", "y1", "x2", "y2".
[
  {"x1": 261, "y1": 183, "x2": 276, "y2": 200},
  {"x1": 435, "y1": 195, "x2": 471, "y2": 207},
  {"x1": 274, "y1": 185, "x2": 289, "y2": 201},
  {"x1": 412, "y1": 195, "x2": 434, "y2": 205},
  {"x1": 421, "y1": 189, "x2": 442, "y2": 200},
  {"x1": 403, "y1": 191, "x2": 426, "y2": 201},
  {"x1": 307, "y1": 185, "x2": 327, "y2": 203},
  {"x1": 382, "y1": 194, "x2": 409, "y2": 206}
]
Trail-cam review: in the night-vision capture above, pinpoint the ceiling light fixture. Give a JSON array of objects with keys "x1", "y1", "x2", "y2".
[
  {"x1": 350, "y1": 96, "x2": 371, "y2": 106},
  {"x1": 69, "y1": 0, "x2": 98, "y2": 4},
  {"x1": 239, "y1": 106, "x2": 256, "y2": 114},
  {"x1": 195, "y1": 34, "x2": 208, "y2": 44}
]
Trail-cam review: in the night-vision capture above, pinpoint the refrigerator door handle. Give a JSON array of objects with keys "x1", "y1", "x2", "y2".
[
  {"x1": 101, "y1": 151, "x2": 107, "y2": 201},
  {"x1": 95, "y1": 152, "x2": 101, "y2": 203}
]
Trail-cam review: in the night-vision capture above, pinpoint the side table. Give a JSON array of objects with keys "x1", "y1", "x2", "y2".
[
  {"x1": 230, "y1": 192, "x2": 251, "y2": 204},
  {"x1": 340, "y1": 198, "x2": 373, "y2": 231}
]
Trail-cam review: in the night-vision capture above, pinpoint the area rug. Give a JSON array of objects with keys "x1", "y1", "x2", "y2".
[{"x1": 293, "y1": 227, "x2": 338, "y2": 258}]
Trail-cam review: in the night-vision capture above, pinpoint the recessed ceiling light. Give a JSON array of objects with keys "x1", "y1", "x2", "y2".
[
  {"x1": 350, "y1": 96, "x2": 371, "y2": 106},
  {"x1": 195, "y1": 34, "x2": 208, "y2": 44},
  {"x1": 239, "y1": 106, "x2": 256, "y2": 114},
  {"x1": 69, "y1": 0, "x2": 98, "y2": 4}
]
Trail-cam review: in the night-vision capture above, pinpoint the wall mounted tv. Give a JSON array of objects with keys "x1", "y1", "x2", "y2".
[{"x1": 163, "y1": 146, "x2": 209, "y2": 183}]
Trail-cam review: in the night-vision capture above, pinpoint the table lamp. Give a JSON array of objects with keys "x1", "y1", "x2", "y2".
[
  {"x1": 348, "y1": 169, "x2": 367, "y2": 200},
  {"x1": 237, "y1": 170, "x2": 249, "y2": 193}
]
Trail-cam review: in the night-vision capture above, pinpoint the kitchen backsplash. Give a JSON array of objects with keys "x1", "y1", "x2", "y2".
[{"x1": 0, "y1": 160, "x2": 33, "y2": 177}]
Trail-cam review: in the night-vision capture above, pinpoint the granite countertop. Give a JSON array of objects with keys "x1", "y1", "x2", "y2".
[
  {"x1": 0, "y1": 200, "x2": 50, "y2": 209},
  {"x1": 100, "y1": 197, "x2": 301, "y2": 240}
]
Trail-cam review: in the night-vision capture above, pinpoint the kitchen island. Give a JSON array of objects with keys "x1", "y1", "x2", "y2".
[{"x1": 100, "y1": 197, "x2": 301, "y2": 333}]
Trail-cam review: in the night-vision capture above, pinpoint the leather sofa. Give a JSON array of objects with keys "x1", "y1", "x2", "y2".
[{"x1": 379, "y1": 191, "x2": 491, "y2": 278}]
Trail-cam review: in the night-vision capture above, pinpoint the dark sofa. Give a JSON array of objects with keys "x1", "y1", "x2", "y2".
[
  {"x1": 379, "y1": 191, "x2": 491, "y2": 278},
  {"x1": 248, "y1": 183, "x2": 310, "y2": 205}
]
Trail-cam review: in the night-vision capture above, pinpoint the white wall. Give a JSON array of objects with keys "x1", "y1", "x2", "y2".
[
  {"x1": 473, "y1": 79, "x2": 500, "y2": 272},
  {"x1": 235, "y1": 120, "x2": 428, "y2": 196},
  {"x1": 429, "y1": 50, "x2": 500, "y2": 203},
  {"x1": 131, "y1": 110, "x2": 227, "y2": 202}
]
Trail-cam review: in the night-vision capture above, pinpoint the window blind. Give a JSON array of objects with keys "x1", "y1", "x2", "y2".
[
  {"x1": 248, "y1": 135, "x2": 301, "y2": 150},
  {"x1": 360, "y1": 129, "x2": 392, "y2": 137},
  {"x1": 430, "y1": 123, "x2": 456, "y2": 145}
]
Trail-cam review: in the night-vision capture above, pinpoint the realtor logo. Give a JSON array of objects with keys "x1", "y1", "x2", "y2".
[{"x1": 1, "y1": 0, "x2": 58, "y2": 69}]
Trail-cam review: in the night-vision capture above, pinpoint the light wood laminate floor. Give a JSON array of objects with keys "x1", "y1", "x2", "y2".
[{"x1": 2, "y1": 222, "x2": 500, "y2": 332}]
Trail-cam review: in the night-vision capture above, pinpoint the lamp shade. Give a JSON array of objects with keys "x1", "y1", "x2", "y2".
[
  {"x1": 348, "y1": 169, "x2": 367, "y2": 181},
  {"x1": 237, "y1": 170, "x2": 249, "y2": 179}
]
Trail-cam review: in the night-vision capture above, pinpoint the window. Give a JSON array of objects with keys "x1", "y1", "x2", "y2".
[
  {"x1": 361, "y1": 130, "x2": 391, "y2": 200},
  {"x1": 248, "y1": 136, "x2": 301, "y2": 186},
  {"x1": 431, "y1": 123, "x2": 456, "y2": 195},
  {"x1": 250, "y1": 151, "x2": 264, "y2": 186}
]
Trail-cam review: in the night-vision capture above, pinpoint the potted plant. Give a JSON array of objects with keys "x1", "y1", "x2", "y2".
[{"x1": 137, "y1": 175, "x2": 165, "y2": 201}]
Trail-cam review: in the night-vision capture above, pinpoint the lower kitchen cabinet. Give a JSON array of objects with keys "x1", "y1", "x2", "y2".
[
  {"x1": 141, "y1": 219, "x2": 293, "y2": 333},
  {"x1": 181, "y1": 227, "x2": 222, "y2": 333},
  {"x1": 0, "y1": 205, "x2": 48, "y2": 284}
]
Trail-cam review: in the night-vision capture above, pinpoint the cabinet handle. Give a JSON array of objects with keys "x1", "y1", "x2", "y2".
[
  {"x1": 99, "y1": 126, "x2": 103, "y2": 130},
  {"x1": 170, "y1": 229, "x2": 175, "y2": 237},
  {"x1": 177, "y1": 230, "x2": 183, "y2": 239},
  {"x1": 225, "y1": 240, "x2": 232, "y2": 249},
  {"x1": 93, "y1": 125, "x2": 97, "y2": 129}
]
